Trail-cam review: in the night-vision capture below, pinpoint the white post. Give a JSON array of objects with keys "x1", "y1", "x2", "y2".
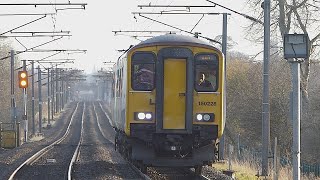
[{"x1": 290, "y1": 62, "x2": 301, "y2": 180}]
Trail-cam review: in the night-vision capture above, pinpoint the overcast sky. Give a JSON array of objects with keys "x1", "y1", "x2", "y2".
[{"x1": 0, "y1": 0, "x2": 262, "y2": 73}]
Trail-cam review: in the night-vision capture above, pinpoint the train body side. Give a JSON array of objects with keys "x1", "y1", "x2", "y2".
[{"x1": 112, "y1": 57, "x2": 127, "y2": 131}]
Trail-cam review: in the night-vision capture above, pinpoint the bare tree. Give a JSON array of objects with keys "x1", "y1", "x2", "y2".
[
  {"x1": 226, "y1": 51, "x2": 295, "y2": 156},
  {"x1": 245, "y1": 0, "x2": 320, "y2": 101},
  {"x1": 0, "y1": 39, "x2": 23, "y2": 123}
]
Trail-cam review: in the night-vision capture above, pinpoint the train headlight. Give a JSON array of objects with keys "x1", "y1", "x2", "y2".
[
  {"x1": 137, "y1": 113, "x2": 146, "y2": 120},
  {"x1": 195, "y1": 113, "x2": 214, "y2": 122},
  {"x1": 203, "y1": 114, "x2": 211, "y2": 121},
  {"x1": 145, "y1": 113, "x2": 152, "y2": 120},
  {"x1": 196, "y1": 114, "x2": 203, "y2": 121},
  {"x1": 134, "y1": 112, "x2": 153, "y2": 121}
]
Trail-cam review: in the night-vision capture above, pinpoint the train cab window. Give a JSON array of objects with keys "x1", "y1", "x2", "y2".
[
  {"x1": 194, "y1": 54, "x2": 219, "y2": 92},
  {"x1": 131, "y1": 52, "x2": 156, "y2": 91}
]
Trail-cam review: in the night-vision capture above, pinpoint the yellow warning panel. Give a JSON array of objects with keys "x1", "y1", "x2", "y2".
[{"x1": 1, "y1": 131, "x2": 16, "y2": 149}]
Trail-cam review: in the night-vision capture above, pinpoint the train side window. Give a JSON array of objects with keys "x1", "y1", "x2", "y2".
[
  {"x1": 194, "y1": 54, "x2": 219, "y2": 92},
  {"x1": 131, "y1": 52, "x2": 156, "y2": 91}
]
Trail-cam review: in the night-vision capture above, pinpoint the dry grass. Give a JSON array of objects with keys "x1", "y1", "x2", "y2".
[
  {"x1": 29, "y1": 134, "x2": 44, "y2": 142},
  {"x1": 278, "y1": 166, "x2": 320, "y2": 180},
  {"x1": 213, "y1": 159, "x2": 259, "y2": 180},
  {"x1": 212, "y1": 159, "x2": 320, "y2": 180}
]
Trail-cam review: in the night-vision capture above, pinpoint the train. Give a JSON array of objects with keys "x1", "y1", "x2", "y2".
[{"x1": 109, "y1": 34, "x2": 225, "y2": 174}]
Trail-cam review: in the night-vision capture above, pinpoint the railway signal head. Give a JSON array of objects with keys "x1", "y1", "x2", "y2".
[{"x1": 18, "y1": 71, "x2": 28, "y2": 88}]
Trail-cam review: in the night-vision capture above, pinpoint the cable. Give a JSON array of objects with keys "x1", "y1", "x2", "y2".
[
  {"x1": 205, "y1": 0, "x2": 263, "y2": 24},
  {"x1": 139, "y1": 0, "x2": 174, "y2": 38},
  {"x1": 190, "y1": 14, "x2": 205, "y2": 32},
  {"x1": 139, "y1": 14, "x2": 221, "y2": 44}
]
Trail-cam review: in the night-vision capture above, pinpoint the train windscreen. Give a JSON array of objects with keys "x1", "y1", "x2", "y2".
[
  {"x1": 131, "y1": 52, "x2": 156, "y2": 91},
  {"x1": 194, "y1": 54, "x2": 219, "y2": 92}
]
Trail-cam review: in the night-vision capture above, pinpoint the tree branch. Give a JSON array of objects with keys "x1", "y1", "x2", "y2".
[
  {"x1": 278, "y1": 0, "x2": 287, "y2": 37},
  {"x1": 311, "y1": 32, "x2": 320, "y2": 44},
  {"x1": 286, "y1": 9, "x2": 293, "y2": 33},
  {"x1": 292, "y1": 2, "x2": 308, "y2": 34}
]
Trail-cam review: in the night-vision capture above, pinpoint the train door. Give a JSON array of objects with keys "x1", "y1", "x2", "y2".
[
  {"x1": 156, "y1": 47, "x2": 194, "y2": 133},
  {"x1": 163, "y1": 58, "x2": 186, "y2": 129}
]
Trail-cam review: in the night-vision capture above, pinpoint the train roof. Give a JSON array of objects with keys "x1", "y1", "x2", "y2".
[{"x1": 130, "y1": 34, "x2": 218, "y2": 51}]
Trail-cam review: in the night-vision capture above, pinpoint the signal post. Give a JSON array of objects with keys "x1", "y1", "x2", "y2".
[
  {"x1": 284, "y1": 33, "x2": 309, "y2": 180},
  {"x1": 18, "y1": 60, "x2": 29, "y2": 142}
]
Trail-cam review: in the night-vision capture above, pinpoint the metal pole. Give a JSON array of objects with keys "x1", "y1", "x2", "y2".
[
  {"x1": 61, "y1": 75, "x2": 64, "y2": 109},
  {"x1": 38, "y1": 66, "x2": 42, "y2": 133},
  {"x1": 97, "y1": 80, "x2": 99, "y2": 100},
  {"x1": 291, "y1": 62, "x2": 301, "y2": 180},
  {"x1": 59, "y1": 69, "x2": 62, "y2": 111},
  {"x1": 22, "y1": 60, "x2": 28, "y2": 142},
  {"x1": 228, "y1": 144, "x2": 232, "y2": 171},
  {"x1": 274, "y1": 137, "x2": 278, "y2": 180},
  {"x1": 10, "y1": 50, "x2": 17, "y2": 124},
  {"x1": 237, "y1": 133, "x2": 241, "y2": 159},
  {"x1": 47, "y1": 68, "x2": 51, "y2": 128},
  {"x1": 51, "y1": 68, "x2": 54, "y2": 119},
  {"x1": 104, "y1": 80, "x2": 107, "y2": 101},
  {"x1": 55, "y1": 65, "x2": 59, "y2": 113},
  {"x1": 219, "y1": 13, "x2": 228, "y2": 160},
  {"x1": 65, "y1": 81, "x2": 68, "y2": 104},
  {"x1": 262, "y1": 0, "x2": 271, "y2": 176},
  {"x1": 31, "y1": 61, "x2": 35, "y2": 135}
]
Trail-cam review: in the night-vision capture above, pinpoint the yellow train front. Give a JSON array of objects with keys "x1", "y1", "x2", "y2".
[{"x1": 111, "y1": 34, "x2": 225, "y2": 173}]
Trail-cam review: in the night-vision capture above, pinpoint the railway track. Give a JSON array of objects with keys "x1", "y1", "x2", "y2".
[
  {"x1": 95, "y1": 101, "x2": 221, "y2": 180},
  {"x1": 8, "y1": 101, "x2": 149, "y2": 180},
  {"x1": 8, "y1": 102, "x2": 85, "y2": 180},
  {"x1": 87, "y1": 102, "x2": 150, "y2": 179},
  {"x1": 9, "y1": 100, "x2": 230, "y2": 180}
]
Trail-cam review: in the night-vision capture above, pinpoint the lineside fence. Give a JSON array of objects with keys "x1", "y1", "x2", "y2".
[{"x1": 225, "y1": 134, "x2": 320, "y2": 177}]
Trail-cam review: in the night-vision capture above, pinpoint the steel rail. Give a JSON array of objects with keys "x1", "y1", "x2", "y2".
[
  {"x1": 201, "y1": 175, "x2": 211, "y2": 180},
  {"x1": 68, "y1": 102, "x2": 85, "y2": 179},
  {"x1": 94, "y1": 102, "x2": 151, "y2": 180},
  {"x1": 8, "y1": 102, "x2": 81, "y2": 180},
  {"x1": 97, "y1": 102, "x2": 114, "y2": 127},
  {"x1": 185, "y1": 168, "x2": 211, "y2": 180}
]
